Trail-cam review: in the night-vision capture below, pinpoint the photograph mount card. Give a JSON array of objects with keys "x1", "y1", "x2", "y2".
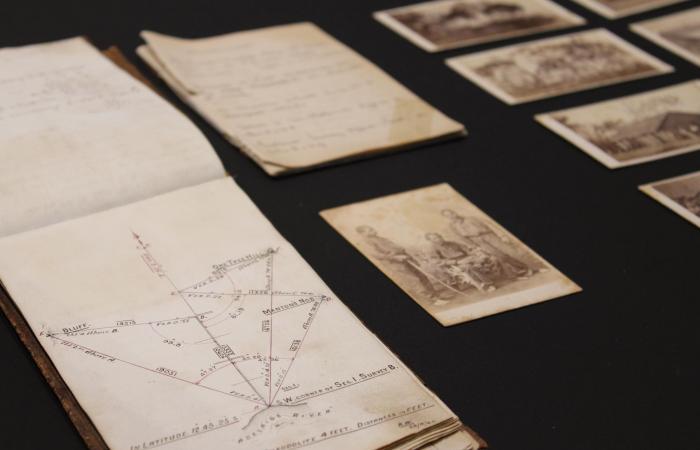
[
  {"x1": 321, "y1": 184, "x2": 581, "y2": 326},
  {"x1": 446, "y1": 28, "x2": 673, "y2": 104},
  {"x1": 374, "y1": 0, "x2": 585, "y2": 52},
  {"x1": 572, "y1": 0, "x2": 688, "y2": 19},
  {"x1": 640, "y1": 171, "x2": 700, "y2": 228},
  {"x1": 536, "y1": 80, "x2": 700, "y2": 168},
  {"x1": 632, "y1": 6, "x2": 700, "y2": 67}
]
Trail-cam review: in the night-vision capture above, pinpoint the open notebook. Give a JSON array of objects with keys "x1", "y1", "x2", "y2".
[
  {"x1": 137, "y1": 22, "x2": 466, "y2": 176},
  {"x1": 0, "y1": 38, "x2": 483, "y2": 449}
]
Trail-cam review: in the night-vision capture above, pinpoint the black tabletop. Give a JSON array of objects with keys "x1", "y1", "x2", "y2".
[{"x1": 1, "y1": 1, "x2": 699, "y2": 449}]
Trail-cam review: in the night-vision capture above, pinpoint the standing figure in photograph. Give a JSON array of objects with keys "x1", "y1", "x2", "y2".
[
  {"x1": 356, "y1": 225, "x2": 440, "y2": 298},
  {"x1": 441, "y1": 208, "x2": 535, "y2": 279}
]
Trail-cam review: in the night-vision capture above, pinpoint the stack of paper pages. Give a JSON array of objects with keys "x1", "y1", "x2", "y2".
[
  {"x1": 137, "y1": 23, "x2": 466, "y2": 176},
  {"x1": 0, "y1": 38, "x2": 482, "y2": 449}
]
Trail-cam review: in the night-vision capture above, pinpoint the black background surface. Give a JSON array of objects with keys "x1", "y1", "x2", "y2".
[{"x1": 1, "y1": 1, "x2": 699, "y2": 449}]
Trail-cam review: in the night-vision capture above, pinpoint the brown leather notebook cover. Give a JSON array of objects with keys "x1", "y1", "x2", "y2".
[
  {"x1": 0, "y1": 47, "x2": 157, "y2": 450},
  {"x1": 103, "y1": 46, "x2": 162, "y2": 94}
]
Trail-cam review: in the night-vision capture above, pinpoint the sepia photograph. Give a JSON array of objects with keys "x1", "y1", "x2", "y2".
[
  {"x1": 374, "y1": 0, "x2": 585, "y2": 52},
  {"x1": 446, "y1": 29, "x2": 673, "y2": 104},
  {"x1": 632, "y1": 6, "x2": 700, "y2": 67},
  {"x1": 535, "y1": 80, "x2": 700, "y2": 168},
  {"x1": 572, "y1": 0, "x2": 687, "y2": 19},
  {"x1": 320, "y1": 184, "x2": 581, "y2": 326},
  {"x1": 640, "y1": 170, "x2": 700, "y2": 228}
]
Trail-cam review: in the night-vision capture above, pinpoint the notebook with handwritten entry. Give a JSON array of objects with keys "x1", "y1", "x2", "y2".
[
  {"x1": 0, "y1": 37, "x2": 483, "y2": 450},
  {"x1": 137, "y1": 23, "x2": 466, "y2": 176}
]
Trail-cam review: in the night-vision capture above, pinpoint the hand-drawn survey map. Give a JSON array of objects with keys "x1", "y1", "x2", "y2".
[
  {"x1": 45, "y1": 235, "x2": 328, "y2": 420},
  {"x1": 0, "y1": 179, "x2": 469, "y2": 450}
]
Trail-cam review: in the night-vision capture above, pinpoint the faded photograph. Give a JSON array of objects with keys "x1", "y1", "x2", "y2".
[
  {"x1": 536, "y1": 80, "x2": 700, "y2": 168},
  {"x1": 320, "y1": 184, "x2": 580, "y2": 326},
  {"x1": 573, "y1": 0, "x2": 687, "y2": 19},
  {"x1": 640, "y1": 171, "x2": 700, "y2": 228},
  {"x1": 374, "y1": 0, "x2": 585, "y2": 52},
  {"x1": 632, "y1": 6, "x2": 700, "y2": 67},
  {"x1": 446, "y1": 29, "x2": 673, "y2": 104}
]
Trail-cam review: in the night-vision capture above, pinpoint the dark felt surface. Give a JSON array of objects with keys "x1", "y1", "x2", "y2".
[{"x1": 1, "y1": 1, "x2": 699, "y2": 449}]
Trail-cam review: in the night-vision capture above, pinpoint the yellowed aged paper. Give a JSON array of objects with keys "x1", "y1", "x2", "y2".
[
  {"x1": 640, "y1": 170, "x2": 700, "y2": 228},
  {"x1": 321, "y1": 184, "x2": 580, "y2": 326},
  {"x1": 417, "y1": 428, "x2": 482, "y2": 450},
  {"x1": 632, "y1": 6, "x2": 700, "y2": 67},
  {"x1": 572, "y1": 0, "x2": 687, "y2": 19},
  {"x1": 446, "y1": 29, "x2": 673, "y2": 104},
  {"x1": 0, "y1": 178, "x2": 482, "y2": 449},
  {"x1": 0, "y1": 37, "x2": 225, "y2": 238},
  {"x1": 374, "y1": 0, "x2": 585, "y2": 52},
  {"x1": 536, "y1": 80, "x2": 700, "y2": 168},
  {"x1": 137, "y1": 23, "x2": 465, "y2": 176}
]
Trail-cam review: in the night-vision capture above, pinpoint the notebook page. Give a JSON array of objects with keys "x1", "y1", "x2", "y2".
[
  {"x1": 0, "y1": 37, "x2": 225, "y2": 237},
  {"x1": 0, "y1": 178, "x2": 472, "y2": 449},
  {"x1": 139, "y1": 23, "x2": 465, "y2": 174}
]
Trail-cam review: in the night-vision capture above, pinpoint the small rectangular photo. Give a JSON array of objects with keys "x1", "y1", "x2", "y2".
[
  {"x1": 373, "y1": 0, "x2": 585, "y2": 52},
  {"x1": 640, "y1": 171, "x2": 700, "y2": 228},
  {"x1": 535, "y1": 80, "x2": 700, "y2": 168},
  {"x1": 320, "y1": 184, "x2": 581, "y2": 326},
  {"x1": 572, "y1": 0, "x2": 687, "y2": 19},
  {"x1": 446, "y1": 29, "x2": 673, "y2": 104},
  {"x1": 632, "y1": 6, "x2": 700, "y2": 67}
]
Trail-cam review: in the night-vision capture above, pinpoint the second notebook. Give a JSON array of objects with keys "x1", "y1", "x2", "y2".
[{"x1": 138, "y1": 23, "x2": 465, "y2": 176}]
